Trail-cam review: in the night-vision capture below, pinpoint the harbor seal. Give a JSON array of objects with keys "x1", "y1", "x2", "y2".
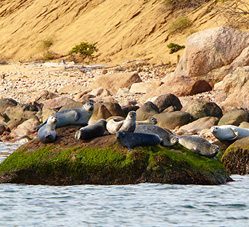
[
  {"x1": 75, "y1": 119, "x2": 107, "y2": 140},
  {"x1": 116, "y1": 131, "x2": 163, "y2": 150},
  {"x1": 38, "y1": 102, "x2": 94, "y2": 129},
  {"x1": 136, "y1": 116, "x2": 158, "y2": 125},
  {"x1": 211, "y1": 125, "x2": 249, "y2": 141},
  {"x1": 134, "y1": 125, "x2": 178, "y2": 146},
  {"x1": 178, "y1": 135, "x2": 219, "y2": 158},
  {"x1": 37, "y1": 116, "x2": 57, "y2": 143},
  {"x1": 106, "y1": 111, "x2": 136, "y2": 134}
]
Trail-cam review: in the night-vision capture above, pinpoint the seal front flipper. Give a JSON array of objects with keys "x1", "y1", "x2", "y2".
[
  {"x1": 230, "y1": 129, "x2": 239, "y2": 140},
  {"x1": 73, "y1": 110, "x2": 81, "y2": 121}
]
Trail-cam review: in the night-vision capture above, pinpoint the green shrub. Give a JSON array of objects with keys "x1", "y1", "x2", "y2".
[
  {"x1": 70, "y1": 42, "x2": 98, "y2": 59},
  {"x1": 44, "y1": 52, "x2": 54, "y2": 60},
  {"x1": 43, "y1": 39, "x2": 54, "y2": 49},
  {"x1": 169, "y1": 15, "x2": 192, "y2": 33},
  {"x1": 167, "y1": 43, "x2": 185, "y2": 54}
]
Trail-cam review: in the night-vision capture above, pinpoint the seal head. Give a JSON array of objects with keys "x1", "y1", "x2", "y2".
[{"x1": 38, "y1": 116, "x2": 57, "y2": 143}]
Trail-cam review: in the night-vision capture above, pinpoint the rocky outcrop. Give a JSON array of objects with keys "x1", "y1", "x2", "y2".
[
  {"x1": 222, "y1": 137, "x2": 249, "y2": 175},
  {"x1": 174, "y1": 27, "x2": 249, "y2": 85},
  {"x1": 0, "y1": 127, "x2": 231, "y2": 185}
]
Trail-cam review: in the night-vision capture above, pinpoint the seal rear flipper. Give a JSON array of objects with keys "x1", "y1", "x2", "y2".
[{"x1": 75, "y1": 130, "x2": 82, "y2": 140}]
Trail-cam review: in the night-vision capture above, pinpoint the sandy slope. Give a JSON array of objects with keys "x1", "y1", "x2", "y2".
[{"x1": 0, "y1": 0, "x2": 248, "y2": 64}]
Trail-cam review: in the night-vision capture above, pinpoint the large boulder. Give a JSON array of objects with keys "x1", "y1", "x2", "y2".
[
  {"x1": 130, "y1": 81, "x2": 162, "y2": 94},
  {"x1": 4, "y1": 105, "x2": 38, "y2": 121},
  {"x1": 0, "y1": 127, "x2": 231, "y2": 185},
  {"x1": 141, "y1": 75, "x2": 212, "y2": 99},
  {"x1": 0, "y1": 98, "x2": 18, "y2": 114},
  {"x1": 214, "y1": 67, "x2": 249, "y2": 111},
  {"x1": 11, "y1": 117, "x2": 40, "y2": 137},
  {"x1": 154, "y1": 111, "x2": 191, "y2": 130},
  {"x1": 90, "y1": 72, "x2": 142, "y2": 94},
  {"x1": 88, "y1": 103, "x2": 112, "y2": 124},
  {"x1": 178, "y1": 116, "x2": 219, "y2": 135},
  {"x1": 136, "y1": 102, "x2": 159, "y2": 121},
  {"x1": 183, "y1": 101, "x2": 223, "y2": 120},
  {"x1": 218, "y1": 108, "x2": 249, "y2": 126},
  {"x1": 152, "y1": 93, "x2": 182, "y2": 113},
  {"x1": 42, "y1": 96, "x2": 78, "y2": 111},
  {"x1": 174, "y1": 27, "x2": 249, "y2": 85}
]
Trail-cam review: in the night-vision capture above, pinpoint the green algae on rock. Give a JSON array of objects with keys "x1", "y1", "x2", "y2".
[
  {"x1": 222, "y1": 137, "x2": 249, "y2": 175},
  {"x1": 0, "y1": 137, "x2": 230, "y2": 185}
]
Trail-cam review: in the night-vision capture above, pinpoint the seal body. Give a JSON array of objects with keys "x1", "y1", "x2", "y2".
[
  {"x1": 107, "y1": 111, "x2": 136, "y2": 134},
  {"x1": 134, "y1": 125, "x2": 178, "y2": 146},
  {"x1": 211, "y1": 125, "x2": 249, "y2": 141},
  {"x1": 40, "y1": 102, "x2": 94, "y2": 129},
  {"x1": 75, "y1": 119, "x2": 107, "y2": 140},
  {"x1": 116, "y1": 131, "x2": 162, "y2": 149},
  {"x1": 38, "y1": 116, "x2": 57, "y2": 143},
  {"x1": 178, "y1": 135, "x2": 219, "y2": 158}
]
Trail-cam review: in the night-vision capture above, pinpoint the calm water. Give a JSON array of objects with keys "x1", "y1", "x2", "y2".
[{"x1": 0, "y1": 143, "x2": 249, "y2": 227}]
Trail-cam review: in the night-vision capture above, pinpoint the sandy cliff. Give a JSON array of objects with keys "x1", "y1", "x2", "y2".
[{"x1": 0, "y1": 0, "x2": 248, "y2": 64}]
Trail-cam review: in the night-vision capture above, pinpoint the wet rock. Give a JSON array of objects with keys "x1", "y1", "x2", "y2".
[
  {"x1": 222, "y1": 137, "x2": 249, "y2": 175},
  {"x1": 0, "y1": 127, "x2": 231, "y2": 185}
]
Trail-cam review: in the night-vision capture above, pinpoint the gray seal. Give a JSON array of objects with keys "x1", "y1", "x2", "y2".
[
  {"x1": 75, "y1": 119, "x2": 107, "y2": 140},
  {"x1": 134, "y1": 125, "x2": 178, "y2": 146},
  {"x1": 178, "y1": 135, "x2": 219, "y2": 158},
  {"x1": 37, "y1": 116, "x2": 57, "y2": 143},
  {"x1": 211, "y1": 125, "x2": 249, "y2": 141},
  {"x1": 116, "y1": 131, "x2": 163, "y2": 150},
  {"x1": 106, "y1": 111, "x2": 136, "y2": 134},
  {"x1": 39, "y1": 102, "x2": 94, "y2": 129}
]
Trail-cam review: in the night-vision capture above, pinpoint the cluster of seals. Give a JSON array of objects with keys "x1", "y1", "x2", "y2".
[
  {"x1": 38, "y1": 102, "x2": 94, "y2": 130},
  {"x1": 37, "y1": 116, "x2": 57, "y2": 143},
  {"x1": 134, "y1": 125, "x2": 178, "y2": 146},
  {"x1": 116, "y1": 131, "x2": 163, "y2": 150},
  {"x1": 178, "y1": 135, "x2": 219, "y2": 158},
  {"x1": 106, "y1": 111, "x2": 136, "y2": 134},
  {"x1": 75, "y1": 119, "x2": 107, "y2": 140},
  {"x1": 211, "y1": 125, "x2": 249, "y2": 141}
]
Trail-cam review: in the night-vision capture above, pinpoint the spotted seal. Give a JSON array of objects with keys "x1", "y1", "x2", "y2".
[
  {"x1": 136, "y1": 116, "x2": 158, "y2": 125},
  {"x1": 178, "y1": 135, "x2": 219, "y2": 158},
  {"x1": 38, "y1": 102, "x2": 94, "y2": 129},
  {"x1": 211, "y1": 125, "x2": 249, "y2": 141},
  {"x1": 37, "y1": 116, "x2": 57, "y2": 143},
  {"x1": 116, "y1": 131, "x2": 163, "y2": 150},
  {"x1": 106, "y1": 111, "x2": 136, "y2": 134},
  {"x1": 75, "y1": 119, "x2": 107, "y2": 140},
  {"x1": 134, "y1": 125, "x2": 178, "y2": 146}
]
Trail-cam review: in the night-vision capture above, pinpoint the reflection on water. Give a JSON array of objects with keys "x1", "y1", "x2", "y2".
[{"x1": 0, "y1": 143, "x2": 249, "y2": 227}]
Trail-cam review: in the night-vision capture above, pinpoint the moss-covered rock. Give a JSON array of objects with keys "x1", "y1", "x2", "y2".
[
  {"x1": 0, "y1": 127, "x2": 231, "y2": 185},
  {"x1": 222, "y1": 137, "x2": 249, "y2": 175}
]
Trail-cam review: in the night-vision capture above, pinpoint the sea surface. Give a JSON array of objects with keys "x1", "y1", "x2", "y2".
[{"x1": 0, "y1": 142, "x2": 249, "y2": 227}]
